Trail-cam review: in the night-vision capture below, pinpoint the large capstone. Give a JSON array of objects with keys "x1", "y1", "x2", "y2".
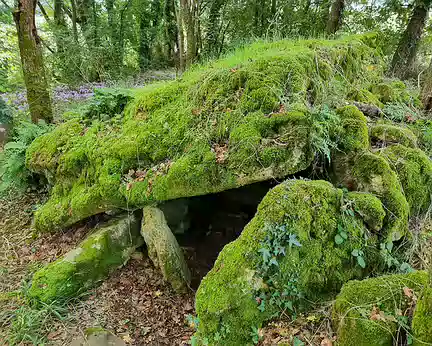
[
  {"x1": 28, "y1": 213, "x2": 143, "y2": 303},
  {"x1": 194, "y1": 179, "x2": 386, "y2": 345},
  {"x1": 141, "y1": 206, "x2": 191, "y2": 292}
]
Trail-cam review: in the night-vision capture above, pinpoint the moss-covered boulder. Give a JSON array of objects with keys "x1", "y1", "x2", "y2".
[
  {"x1": 370, "y1": 124, "x2": 418, "y2": 148},
  {"x1": 332, "y1": 151, "x2": 409, "y2": 241},
  {"x1": 337, "y1": 105, "x2": 370, "y2": 152},
  {"x1": 412, "y1": 286, "x2": 432, "y2": 346},
  {"x1": 141, "y1": 206, "x2": 191, "y2": 292},
  {"x1": 28, "y1": 214, "x2": 143, "y2": 303},
  {"x1": 370, "y1": 81, "x2": 416, "y2": 105},
  {"x1": 195, "y1": 180, "x2": 385, "y2": 345},
  {"x1": 379, "y1": 144, "x2": 432, "y2": 216},
  {"x1": 26, "y1": 36, "x2": 384, "y2": 233},
  {"x1": 333, "y1": 271, "x2": 428, "y2": 346}
]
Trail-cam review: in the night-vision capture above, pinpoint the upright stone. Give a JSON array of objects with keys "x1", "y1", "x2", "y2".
[{"x1": 141, "y1": 206, "x2": 191, "y2": 292}]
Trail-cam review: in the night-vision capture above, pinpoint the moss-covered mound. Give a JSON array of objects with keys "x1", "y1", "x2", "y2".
[
  {"x1": 333, "y1": 271, "x2": 428, "y2": 346},
  {"x1": 28, "y1": 213, "x2": 143, "y2": 303},
  {"x1": 194, "y1": 179, "x2": 385, "y2": 345},
  {"x1": 370, "y1": 123, "x2": 418, "y2": 148},
  {"x1": 379, "y1": 144, "x2": 432, "y2": 216},
  {"x1": 26, "y1": 35, "x2": 384, "y2": 233}
]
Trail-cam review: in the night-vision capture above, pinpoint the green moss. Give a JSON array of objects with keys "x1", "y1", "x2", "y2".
[
  {"x1": 380, "y1": 144, "x2": 432, "y2": 216},
  {"x1": 28, "y1": 214, "x2": 143, "y2": 303},
  {"x1": 347, "y1": 89, "x2": 383, "y2": 108},
  {"x1": 27, "y1": 36, "x2": 384, "y2": 232},
  {"x1": 370, "y1": 124, "x2": 417, "y2": 148},
  {"x1": 333, "y1": 271, "x2": 428, "y2": 346},
  {"x1": 370, "y1": 81, "x2": 418, "y2": 105},
  {"x1": 346, "y1": 192, "x2": 385, "y2": 232},
  {"x1": 412, "y1": 287, "x2": 432, "y2": 345},
  {"x1": 332, "y1": 151, "x2": 409, "y2": 241},
  {"x1": 195, "y1": 180, "x2": 384, "y2": 345},
  {"x1": 336, "y1": 105, "x2": 369, "y2": 152}
]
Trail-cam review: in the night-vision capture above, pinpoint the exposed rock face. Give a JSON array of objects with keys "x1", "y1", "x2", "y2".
[
  {"x1": 195, "y1": 179, "x2": 385, "y2": 345},
  {"x1": 29, "y1": 213, "x2": 143, "y2": 303},
  {"x1": 333, "y1": 271, "x2": 428, "y2": 346},
  {"x1": 141, "y1": 206, "x2": 191, "y2": 292}
]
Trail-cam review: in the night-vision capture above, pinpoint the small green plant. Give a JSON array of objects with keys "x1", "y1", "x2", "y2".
[
  {"x1": 83, "y1": 88, "x2": 132, "y2": 122},
  {"x1": 308, "y1": 105, "x2": 341, "y2": 163},
  {"x1": 249, "y1": 326, "x2": 262, "y2": 345},
  {"x1": 383, "y1": 103, "x2": 420, "y2": 123},
  {"x1": 351, "y1": 249, "x2": 366, "y2": 268},
  {"x1": 0, "y1": 120, "x2": 52, "y2": 195},
  {"x1": 255, "y1": 223, "x2": 303, "y2": 317}
]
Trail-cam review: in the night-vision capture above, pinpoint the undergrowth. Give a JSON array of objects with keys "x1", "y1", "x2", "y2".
[{"x1": 0, "y1": 120, "x2": 52, "y2": 196}]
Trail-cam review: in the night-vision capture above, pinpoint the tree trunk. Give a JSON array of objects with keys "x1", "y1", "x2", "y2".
[
  {"x1": 54, "y1": 0, "x2": 67, "y2": 53},
  {"x1": 163, "y1": 0, "x2": 177, "y2": 64},
  {"x1": 327, "y1": 0, "x2": 344, "y2": 34},
  {"x1": 70, "y1": 0, "x2": 79, "y2": 44},
  {"x1": 175, "y1": 0, "x2": 185, "y2": 71},
  {"x1": 13, "y1": 0, "x2": 52, "y2": 123},
  {"x1": 204, "y1": 0, "x2": 223, "y2": 57},
  {"x1": 390, "y1": 0, "x2": 432, "y2": 79},
  {"x1": 422, "y1": 57, "x2": 432, "y2": 110},
  {"x1": 179, "y1": 0, "x2": 196, "y2": 68}
]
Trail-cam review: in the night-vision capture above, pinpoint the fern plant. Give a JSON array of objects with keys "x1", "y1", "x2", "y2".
[{"x1": 0, "y1": 120, "x2": 52, "y2": 195}]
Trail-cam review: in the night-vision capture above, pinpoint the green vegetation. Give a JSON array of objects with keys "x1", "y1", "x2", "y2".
[
  {"x1": 195, "y1": 179, "x2": 385, "y2": 345},
  {"x1": 26, "y1": 35, "x2": 385, "y2": 233},
  {"x1": 333, "y1": 271, "x2": 428, "y2": 346}
]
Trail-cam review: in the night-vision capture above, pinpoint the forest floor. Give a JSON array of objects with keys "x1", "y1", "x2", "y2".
[{"x1": 0, "y1": 190, "x2": 340, "y2": 346}]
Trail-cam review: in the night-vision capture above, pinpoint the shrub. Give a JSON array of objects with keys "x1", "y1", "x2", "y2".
[{"x1": 0, "y1": 120, "x2": 52, "y2": 195}]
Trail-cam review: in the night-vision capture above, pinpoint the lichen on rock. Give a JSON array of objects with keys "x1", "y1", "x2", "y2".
[
  {"x1": 333, "y1": 271, "x2": 428, "y2": 346},
  {"x1": 28, "y1": 213, "x2": 143, "y2": 303},
  {"x1": 141, "y1": 206, "x2": 191, "y2": 292},
  {"x1": 194, "y1": 179, "x2": 385, "y2": 345}
]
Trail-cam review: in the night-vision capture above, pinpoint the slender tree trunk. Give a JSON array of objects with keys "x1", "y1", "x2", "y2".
[
  {"x1": 14, "y1": 0, "x2": 53, "y2": 123},
  {"x1": 422, "y1": 57, "x2": 432, "y2": 110},
  {"x1": 54, "y1": 0, "x2": 67, "y2": 54},
  {"x1": 390, "y1": 0, "x2": 432, "y2": 79},
  {"x1": 205, "y1": 0, "x2": 223, "y2": 56},
  {"x1": 327, "y1": 0, "x2": 344, "y2": 34},
  {"x1": 70, "y1": 0, "x2": 79, "y2": 44},
  {"x1": 179, "y1": 0, "x2": 196, "y2": 68},
  {"x1": 163, "y1": 0, "x2": 177, "y2": 64},
  {"x1": 176, "y1": 0, "x2": 185, "y2": 71}
]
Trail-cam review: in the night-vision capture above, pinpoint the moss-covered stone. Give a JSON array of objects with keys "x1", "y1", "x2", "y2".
[
  {"x1": 26, "y1": 36, "x2": 384, "y2": 232},
  {"x1": 370, "y1": 124, "x2": 417, "y2": 148},
  {"x1": 336, "y1": 105, "x2": 369, "y2": 152},
  {"x1": 346, "y1": 191, "x2": 385, "y2": 232},
  {"x1": 347, "y1": 89, "x2": 383, "y2": 108},
  {"x1": 333, "y1": 271, "x2": 428, "y2": 346},
  {"x1": 380, "y1": 144, "x2": 432, "y2": 216},
  {"x1": 28, "y1": 213, "x2": 143, "y2": 303},
  {"x1": 412, "y1": 286, "x2": 432, "y2": 346},
  {"x1": 370, "y1": 81, "x2": 416, "y2": 105},
  {"x1": 332, "y1": 151, "x2": 409, "y2": 241},
  {"x1": 195, "y1": 180, "x2": 384, "y2": 345},
  {"x1": 141, "y1": 206, "x2": 191, "y2": 292}
]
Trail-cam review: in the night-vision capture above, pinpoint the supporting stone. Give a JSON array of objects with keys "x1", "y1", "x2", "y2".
[
  {"x1": 29, "y1": 213, "x2": 143, "y2": 303},
  {"x1": 141, "y1": 206, "x2": 191, "y2": 292}
]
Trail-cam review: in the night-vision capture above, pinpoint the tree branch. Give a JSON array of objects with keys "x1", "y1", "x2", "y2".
[
  {"x1": 0, "y1": 0, "x2": 11, "y2": 10},
  {"x1": 37, "y1": 1, "x2": 51, "y2": 23}
]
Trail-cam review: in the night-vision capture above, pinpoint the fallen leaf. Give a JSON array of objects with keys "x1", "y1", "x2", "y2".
[
  {"x1": 122, "y1": 334, "x2": 133, "y2": 343},
  {"x1": 321, "y1": 337, "x2": 333, "y2": 346},
  {"x1": 403, "y1": 287, "x2": 413, "y2": 298}
]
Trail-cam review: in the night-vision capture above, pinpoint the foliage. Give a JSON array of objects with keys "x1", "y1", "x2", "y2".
[
  {"x1": 0, "y1": 120, "x2": 52, "y2": 195},
  {"x1": 82, "y1": 88, "x2": 133, "y2": 121},
  {"x1": 0, "y1": 96, "x2": 12, "y2": 124}
]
